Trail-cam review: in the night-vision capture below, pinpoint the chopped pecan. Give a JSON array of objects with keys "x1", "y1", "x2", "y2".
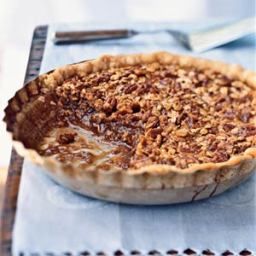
[
  {"x1": 175, "y1": 128, "x2": 188, "y2": 137},
  {"x1": 146, "y1": 116, "x2": 159, "y2": 129},
  {"x1": 147, "y1": 128, "x2": 163, "y2": 139},
  {"x1": 103, "y1": 97, "x2": 117, "y2": 114},
  {"x1": 123, "y1": 84, "x2": 138, "y2": 94}
]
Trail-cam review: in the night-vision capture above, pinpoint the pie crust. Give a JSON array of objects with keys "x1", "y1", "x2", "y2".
[{"x1": 4, "y1": 52, "x2": 256, "y2": 204}]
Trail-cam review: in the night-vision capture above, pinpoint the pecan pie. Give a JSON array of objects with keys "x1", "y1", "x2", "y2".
[{"x1": 4, "y1": 52, "x2": 256, "y2": 204}]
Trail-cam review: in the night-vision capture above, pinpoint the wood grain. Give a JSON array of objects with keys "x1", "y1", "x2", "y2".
[
  {"x1": 0, "y1": 167, "x2": 8, "y2": 212},
  {"x1": 0, "y1": 150, "x2": 23, "y2": 255},
  {"x1": 0, "y1": 25, "x2": 47, "y2": 256}
]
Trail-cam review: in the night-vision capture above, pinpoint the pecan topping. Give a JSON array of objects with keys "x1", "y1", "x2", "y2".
[{"x1": 40, "y1": 63, "x2": 256, "y2": 169}]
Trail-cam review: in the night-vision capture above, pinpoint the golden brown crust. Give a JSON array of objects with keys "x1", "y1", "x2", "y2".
[{"x1": 4, "y1": 52, "x2": 256, "y2": 195}]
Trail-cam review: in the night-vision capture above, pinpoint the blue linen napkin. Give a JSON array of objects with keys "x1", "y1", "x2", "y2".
[{"x1": 13, "y1": 22, "x2": 256, "y2": 255}]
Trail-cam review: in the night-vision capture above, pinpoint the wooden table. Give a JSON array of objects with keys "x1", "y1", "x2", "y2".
[
  {"x1": 0, "y1": 26, "x2": 48, "y2": 256},
  {"x1": 0, "y1": 168, "x2": 8, "y2": 210}
]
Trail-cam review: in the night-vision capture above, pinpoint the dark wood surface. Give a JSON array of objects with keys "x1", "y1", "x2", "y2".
[{"x1": 0, "y1": 25, "x2": 48, "y2": 256}]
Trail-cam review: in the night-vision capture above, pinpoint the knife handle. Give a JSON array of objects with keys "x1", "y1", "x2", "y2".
[{"x1": 53, "y1": 29, "x2": 137, "y2": 44}]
